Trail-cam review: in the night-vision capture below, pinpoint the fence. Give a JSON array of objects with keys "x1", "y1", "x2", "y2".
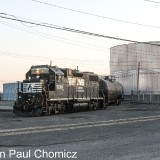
[{"x1": 124, "y1": 91, "x2": 160, "y2": 104}]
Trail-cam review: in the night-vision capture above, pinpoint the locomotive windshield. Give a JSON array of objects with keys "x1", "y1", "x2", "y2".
[
  {"x1": 26, "y1": 67, "x2": 50, "y2": 81},
  {"x1": 29, "y1": 74, "x2": 49, "y2": 80}
]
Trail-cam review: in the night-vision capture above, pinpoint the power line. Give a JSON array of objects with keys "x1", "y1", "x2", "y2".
[
  {"x1": 1, "y1": 12, "x2": 160, "y2": 47},
  {"x1": 144, "y1": 0, "x2": 160, "y2": 3},
  {"x1": 3, "y1": 18, "x2": 160, "y2": 60},
  {"x1": 0, "y1": 13, "x2": 117, "y2": 45},
  {"x1": 110, "y1": 61, "x2": 153, "y2": 63},
  {"x1": 0, "y1": 51, "x2": 106, "y2": 65},
  {"x1": 4, "y1": 18, "x2": 160, "y2": 59},
  {"x1": 0, "y1": 13, "x2": 137, "y2": 43},
  {"x1": 0, "y1": 14, "x2": 119, "y2": 47},
  {"x1": 0, "y1": 21, "x2": 107, "y2": 52},
  {"x1": 31, "y1": 0, "x2": 160, "y2": 29}
]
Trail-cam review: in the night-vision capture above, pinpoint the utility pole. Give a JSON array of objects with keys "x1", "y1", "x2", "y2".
[{"x1": 137, "y1": 62, "x2": 140, "y2": 95}]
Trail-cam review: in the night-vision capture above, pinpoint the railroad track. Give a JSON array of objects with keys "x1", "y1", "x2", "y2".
[{"x1": 0, "y1": 115, "x2": 160, "y2": 137}]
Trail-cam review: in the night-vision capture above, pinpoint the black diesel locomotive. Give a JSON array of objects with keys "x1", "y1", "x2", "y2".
[{"x1": 13, "y1": 65, "x2": 123, "y2": 116}]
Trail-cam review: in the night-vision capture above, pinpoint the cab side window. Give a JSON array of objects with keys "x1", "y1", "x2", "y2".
[{"x1": 56, "y1": 75, "x2": 63, "y2": 83}]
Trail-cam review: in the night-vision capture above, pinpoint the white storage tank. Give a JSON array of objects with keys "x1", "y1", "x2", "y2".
[
  {"x1": 3, "y1": 82, "x2": 21, "y2": 101},
  {"x1": 110, "y1": 42, "x2": 160, "y2": 95}
]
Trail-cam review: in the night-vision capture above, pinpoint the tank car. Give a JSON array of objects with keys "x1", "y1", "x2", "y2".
[{"x1": 99, "y1": 76, "x2": 123, "y2": 105}]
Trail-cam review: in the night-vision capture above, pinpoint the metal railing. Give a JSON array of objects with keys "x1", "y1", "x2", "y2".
[{"x1": 124, "y1": 91, "x2": 160, "y2": 104}]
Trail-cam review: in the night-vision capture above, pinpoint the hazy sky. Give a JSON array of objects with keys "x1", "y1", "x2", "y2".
[{"x1": 0, "y1": 0, "x2": 160, "y2": 91}]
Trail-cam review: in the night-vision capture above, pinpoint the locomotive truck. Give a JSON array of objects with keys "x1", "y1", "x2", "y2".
[{"x1": 13, "y1": 65, "x2": 123, "y2": 116}]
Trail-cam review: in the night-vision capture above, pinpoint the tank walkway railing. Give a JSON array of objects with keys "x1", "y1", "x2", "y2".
[{"x1": 124, "y1": 91, "x2": 160, "y2": 104}]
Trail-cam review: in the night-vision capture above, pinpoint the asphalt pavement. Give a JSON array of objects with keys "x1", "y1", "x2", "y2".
[
  {"x1": 0, "y1": 101, "x2": 13, "y2": 110},
  {"x1": 0, "y1": 101, "x2": 160, "y2": 160}
]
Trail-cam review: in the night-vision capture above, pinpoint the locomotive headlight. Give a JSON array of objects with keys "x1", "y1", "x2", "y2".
[{"x1": 35, "y1": 68, "x2": 40, "y2": 74}]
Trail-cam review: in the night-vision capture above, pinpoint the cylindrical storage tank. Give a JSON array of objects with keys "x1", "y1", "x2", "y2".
[
  {"x1": 110, "y1": 42, "x2": 160, "y2": 95},
  {"x1": 99, "y1": 78, "x2": 123, "y2": 104},
  {"x1": 3, "y1": 82, "x2": 21, "y2": 101}
]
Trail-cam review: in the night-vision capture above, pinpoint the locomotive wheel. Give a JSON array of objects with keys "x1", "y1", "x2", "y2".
[
  {"x1": 103, "y1": 104, "x2": 107, "y2": 110},
  {"x1": 60, "y1": 104, "x2": 65, "y2": 114},
  {"x1": 92, "y1": 105, "x2": 97, "y2": 110},
  {"x1": 88, "y1": 103, "x2": 93, "y2": 111},
  {"x1": 102, "y1": 102, "x2": 108, "y2": 110},
  {"x1": 118, "y1": 100, "x2": 121, "y2": 105},
  {"x1": 116, "y1": 99, "x2": 121, "y2": 105}
]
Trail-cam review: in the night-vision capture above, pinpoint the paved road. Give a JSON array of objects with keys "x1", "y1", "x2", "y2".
[
  {"x1": 0, "y1": 101, "x2": 13, "y2": 110},
  {"x1": 0, "y1": 102, "x2": 160, "y2": 159}
]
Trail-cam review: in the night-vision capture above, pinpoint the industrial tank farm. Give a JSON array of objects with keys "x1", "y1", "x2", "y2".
[
  {"x1": 13, "y1": 65, "x2": 123, "y2": 116},
  {"x1": 110, "y1": 42, "x2": 160, "y2": 95}
]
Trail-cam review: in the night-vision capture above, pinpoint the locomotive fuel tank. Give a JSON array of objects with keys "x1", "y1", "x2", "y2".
[{"x1": 99, "y1": 76, "x2": 123, "y2": 105}]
